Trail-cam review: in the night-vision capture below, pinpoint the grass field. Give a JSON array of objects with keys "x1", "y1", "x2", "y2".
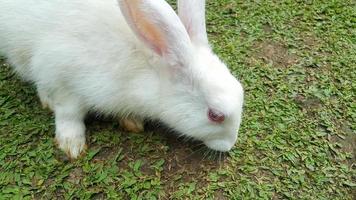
[{"x1": 0, "y1": 0, "x2": 355, "y2": 199}]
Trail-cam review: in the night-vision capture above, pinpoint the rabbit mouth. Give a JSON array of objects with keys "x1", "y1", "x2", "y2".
[{"x1": 203, "y1": 139, "x2": 234, "y2": 152}]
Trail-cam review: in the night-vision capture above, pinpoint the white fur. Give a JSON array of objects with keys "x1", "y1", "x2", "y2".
[
  {"x1": 0, "y1": 0, "x2": 244, "y2": 158},
  {"x1": 178, "y1": 0, "x2": 209, "y2": 46}
]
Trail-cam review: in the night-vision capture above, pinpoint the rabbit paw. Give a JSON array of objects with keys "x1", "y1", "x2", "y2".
[
  {"x1": 55, "y1": 134, "x2": 87, "y2": 159},
  {"x1": 119, "y1": 118, "x2": 144, "y2": 133},
  {"x1": 55, "y1": 121, "x2": 87, "y2": 159}
]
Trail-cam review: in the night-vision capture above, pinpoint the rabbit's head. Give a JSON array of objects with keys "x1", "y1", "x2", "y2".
[{"x1": 119, "y1": 0, "x2": 244, "y2": 152}]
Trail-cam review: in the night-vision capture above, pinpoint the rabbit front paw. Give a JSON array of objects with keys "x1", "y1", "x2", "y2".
[
  {"x1": 55, "y1": 120, "x2": 87, "y2": 159},
  {"x1": 55, "y1": 133, "x2": 87, "y2": 159}
]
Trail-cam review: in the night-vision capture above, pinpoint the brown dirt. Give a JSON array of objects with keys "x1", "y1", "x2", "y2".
[
  {"x1": 262, "y1": 24, "x2": 273, "y2": 35},
  {"x1": 329, "y1": 124, "x2": 356, "y2": 165},
  {"x1": 253, "y1": 40, "x2": 299, "y2": 67},
  {"x1": 294, "y1": 94, "x2": 322, "y2": 110},
  {"x1": 67, "y1": 167, "x2": 84, "y2": 185}
]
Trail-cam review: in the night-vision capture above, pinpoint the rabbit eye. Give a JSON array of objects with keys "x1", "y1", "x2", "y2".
[{"x1": 208, "y1": 109, "x2": 225, "y2": 123}]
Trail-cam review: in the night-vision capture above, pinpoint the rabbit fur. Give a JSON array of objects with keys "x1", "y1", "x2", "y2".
[{"x1": 0, "y1": 0, "x2": 244, "y2": 158}]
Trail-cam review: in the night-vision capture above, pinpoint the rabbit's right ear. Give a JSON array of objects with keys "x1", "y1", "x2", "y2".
[
  {"x1": 118, "y1": 0, "x2": 193, "y2": 66},
  {"x1": 178, "y1": 0, "x2": 209, "y2": 46}
]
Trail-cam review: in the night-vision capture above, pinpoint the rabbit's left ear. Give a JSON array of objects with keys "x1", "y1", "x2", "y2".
[
  {"x1": 118, "y1": 0, "x2": 193, "y2": 67},
  {"x1": 178, "y1": 0, "x2": 209, "y2": 46}
]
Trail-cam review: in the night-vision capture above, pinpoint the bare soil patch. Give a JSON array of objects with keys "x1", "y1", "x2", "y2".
[{"x1": 253, "y1": 40, "x2": 299, "y2": 67}]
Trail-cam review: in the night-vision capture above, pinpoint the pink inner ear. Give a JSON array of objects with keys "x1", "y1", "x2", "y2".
[
  {"x1": 138, "y1": 27, "x2": 163, "y2": 56},
  {"x1": 125, "y1": 0, "x2": 167, "y2": 56}
]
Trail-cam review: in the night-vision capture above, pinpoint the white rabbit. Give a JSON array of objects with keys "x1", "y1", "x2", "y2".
[{"x1": 0, "y1": 0, "x2": 244, "y2": 159}]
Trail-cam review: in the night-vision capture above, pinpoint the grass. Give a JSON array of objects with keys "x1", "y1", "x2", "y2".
[{"x1": 0, "y1": 0, "x2": 355, "y2": 199}]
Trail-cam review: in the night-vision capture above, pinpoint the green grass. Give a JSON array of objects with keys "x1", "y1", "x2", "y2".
[{"x1": 1, "y1": 0, "x2": 355, "y2": 199}]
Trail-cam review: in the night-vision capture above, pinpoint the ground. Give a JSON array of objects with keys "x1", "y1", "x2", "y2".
[{"x1": 0, "y1": 0, "x2": 355, "y2": 199}]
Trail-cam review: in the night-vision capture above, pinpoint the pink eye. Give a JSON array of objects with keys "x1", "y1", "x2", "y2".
[{"x1": 208, "y1": 109, "x2": 225, "y2": 123}]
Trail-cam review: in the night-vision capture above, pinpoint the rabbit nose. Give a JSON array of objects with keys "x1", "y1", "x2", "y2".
[{"x1": 208, "y1": 108, "x2": 225, "y2": 123}]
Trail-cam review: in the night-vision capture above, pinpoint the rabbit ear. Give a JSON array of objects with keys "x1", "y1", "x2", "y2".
[
  {"x1": 119, "y1": 0, "x2": 193, "y2": 66},
  {"x1": 178, "y1": 0, "x2": 209, "y2": 46}
]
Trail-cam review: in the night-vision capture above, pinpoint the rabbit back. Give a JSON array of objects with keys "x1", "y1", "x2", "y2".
[
  {"x1": 0, "y1": 0, "x2": 157, "y2": 115},
  {"x1": 0, "y1": 0, "x2": 137, "y2": 80}
]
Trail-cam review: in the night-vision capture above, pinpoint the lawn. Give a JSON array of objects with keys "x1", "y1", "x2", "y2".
[{"x1": 0, "y1": 0, "x2": 355, "y2": 199}]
